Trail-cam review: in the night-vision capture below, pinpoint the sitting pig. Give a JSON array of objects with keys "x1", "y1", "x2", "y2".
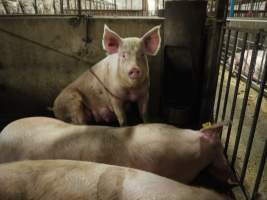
[
  {"x1": 53, "y1": 25, "x2": 161, "y2": 126},
  {"x1": 0, "y1": 117, "x2": 233, "y2": 183},
  {"x1": 0, "y1": 160, "x2": 230, "y2": 200}
]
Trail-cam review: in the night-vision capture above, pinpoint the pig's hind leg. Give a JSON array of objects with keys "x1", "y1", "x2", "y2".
[{"x1": 53, "y1": 90, "x2": 93, "y2": 125}]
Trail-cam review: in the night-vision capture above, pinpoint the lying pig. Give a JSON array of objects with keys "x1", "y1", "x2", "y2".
[
  {"x1": 53, "y1": 25, "x2": 161, "y2": 126},
  {"x1": 0, "y1": 117, "x2": 232, "y2": 183},
  {"x1": 0, "y1": 160, "x2": 230, "y2": 200},
  {"x1": 232, "y1": 50, "x2": 266, "y2": 81}
]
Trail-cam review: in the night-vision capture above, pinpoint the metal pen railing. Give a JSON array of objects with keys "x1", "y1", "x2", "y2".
[
  {"x1": 214, "y1": 26, "x2": 267, "y2": 199},
  {"x1": 0, "y1": 0, "x2": 165, "y2": 16}
]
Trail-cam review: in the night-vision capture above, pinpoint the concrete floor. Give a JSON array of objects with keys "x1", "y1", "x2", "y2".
[{"x1": 214, "y1": 69, "x2": 267, "y2": 199}]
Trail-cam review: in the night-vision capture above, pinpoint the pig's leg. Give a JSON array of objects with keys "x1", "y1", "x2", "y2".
[
  {"x1": 54, "y1": 90, "x2": 92, "y2": 125},
  {"x1": 138, "y1": 94, "x2": 149, "y2": 122},
  {"x1": 110, "y1": 98, "x2": 127, "y2": 126}
]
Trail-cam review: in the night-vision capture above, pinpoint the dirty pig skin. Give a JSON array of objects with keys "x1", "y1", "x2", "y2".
[
  {"x1": 53, "y1": 25, "x2": 161, "y2": 126},
  {"x1": 0, "y1": 117, "x2": 233, "y2": 184},
  {"x1": 0, "y1": 160, "x2": 230, "y2": 200}
]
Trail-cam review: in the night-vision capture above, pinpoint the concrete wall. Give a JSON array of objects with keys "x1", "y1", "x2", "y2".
[{"x1": 0, "y1": 16, "x2": 164, "y2": 125}]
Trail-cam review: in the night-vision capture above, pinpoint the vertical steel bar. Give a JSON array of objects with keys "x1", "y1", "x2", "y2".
[
  {"x1": 221, "y1": 30, "x2": 239, "y2": 121},
  {"x1": 60, "y1": 0, "x2": 63, "y2": 14},
  {"x1": 78, "y1": 0, "x2": 81, "y2": 15},
  {"x1": 231, "y1": 32, "x2": 261, "y2": 167},
  {"x1": 34, "y1": 0, "x2": 37, "y2": 14},
  {"x1": 230, "y1": 0, "x2": 235, "y2": 16},
  {"x1": 240, "y1": 45, "x2": 267, "y2": 184},
  {"x1": 67, "y1": 0, "x2": 70, "y2": 10},
  {"x1": 215, "y1": 29, "x2": 232, "y2": 122},
  {"x1": 211, "y1": 27, "x2": 226, "y2": 114},
  {"x1": 225, "y1": 32, "x2": 248, "y2": 153},
  {"x1": 251, "y1": 139, "x2": 267, "y2": 200}
]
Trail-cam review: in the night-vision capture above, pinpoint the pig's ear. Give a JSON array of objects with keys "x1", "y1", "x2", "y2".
[
  {"x1": 200, "y1": 123, "x2": 224, "y2": 143},
  {"x1": 102, "y1": 24, "x2": 122, "y2": 54},
  {"x1": 141, "y1": 25, "x2": 161, "y2": 56}
]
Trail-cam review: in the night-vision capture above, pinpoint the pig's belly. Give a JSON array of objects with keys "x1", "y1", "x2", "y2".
[{"x1": 86, "y1": 106, "x2": 116, "y2": 123}]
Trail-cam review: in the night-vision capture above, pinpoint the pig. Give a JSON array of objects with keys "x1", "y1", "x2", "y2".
[
  {"x1": 0, "y1": 159, "x2": 230, "y2": 200},
  {"x1": 53, "y1": 25, "x2": 161, "y2": 126},
  {"x1": 232, "y1": 50, "x2": 266, "y2": 82},
  {"x1": 0, "y1": 117, "x2": 233, "y2": 184}
]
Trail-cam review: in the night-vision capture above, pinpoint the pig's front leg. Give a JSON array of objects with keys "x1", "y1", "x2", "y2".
[
  {"x1": 53, "y1": 90, "x2": 92, "y2": 125},
  {"x1": 110, "y1": 98, "x2": 127, "y2": 126},
  {"x1": 138, "y1": 94, "x2": 149, "y2": 123}
]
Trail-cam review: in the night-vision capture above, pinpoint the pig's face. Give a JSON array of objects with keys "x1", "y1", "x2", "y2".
[
  {"x1": 200, "y1": 124, "x2": 235, "y2": 183},
  {"x1": 102, "y1": 25, "x2": 161, "y2": 87}
]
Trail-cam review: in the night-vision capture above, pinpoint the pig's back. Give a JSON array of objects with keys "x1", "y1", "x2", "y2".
[
  {"x1": 0, "y1": 117, "x2": 108, "y2": 163},
  {"x1": 0, "y1": 160, "x2": 107, "y2": 200},
  {"x1": 0, "y1": 160, "x2": 227, "y2": 200},
  {"x1": 130, "y1": 123, "x2": 201, "y2": 150}
]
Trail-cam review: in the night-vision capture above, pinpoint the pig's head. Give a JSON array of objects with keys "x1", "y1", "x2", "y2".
[
  {"x1": 102, "y1": 25, "x2": 161, "y2": 87},
  {"x1": 200, "y1": 124, "x2": 235, "y2": 183}
]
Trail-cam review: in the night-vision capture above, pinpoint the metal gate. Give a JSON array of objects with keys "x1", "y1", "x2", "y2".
[{"x1": 214, "y1": 24, "x2": 267, "y2": 199}]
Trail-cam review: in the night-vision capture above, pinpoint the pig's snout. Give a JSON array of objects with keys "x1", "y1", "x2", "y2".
[{"x1": 128, "y1": 67, "x2": 141, "y2": 79}]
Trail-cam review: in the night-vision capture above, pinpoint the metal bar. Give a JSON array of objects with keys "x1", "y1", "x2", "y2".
[
  {"x1": 221, "y1": 30, "x2": 239, "y2": 121},
  {"x1": 60, "y1": 0, "x2": 64, "y2": 14},
  {"x1": 211, "y1": 27, "x2": 226, "y2": 119},
  {"x1": 225, "y1": 32, "x2": 248, "y2": 153},
  {"x1": 67, "y1": 0, "x2": 70, "y2": 10},
  {"x1": 230, "y1": 0, "x2": 235, "y2": 16},
  {"x1": 78, "y1": 0, "x2": 81, "y2": 15},
  {"x1": 240, "y1": 43, "x2": 267, "y2": 183},
  {"x1": 251, "y1": 139, "x2": 267, "y2": 200},
  {"x1": 215, "y1": 29, "x2": 232, "y2": 122},
  {"x1": 34, "y1": 0, "x2": 37, "y2": 14},
  {"x1": 231, "y1": 31, "x2": 261, "y2": 167}
]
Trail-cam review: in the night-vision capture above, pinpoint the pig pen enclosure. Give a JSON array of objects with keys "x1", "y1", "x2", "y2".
[
  {"x1": 0, "y1": 0, "x2": 266, "y2": 199},
  {"x1": 213, "y1": 23, "x2": 267, "y2": 199}
]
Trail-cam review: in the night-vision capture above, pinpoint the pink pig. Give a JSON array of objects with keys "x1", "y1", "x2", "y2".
[
  {"x1": 0, "y1": 160, "x2": 230, "y2": 200},
  {"x1": 53, "y1": 25, "x2": 161, "y2": 126},
  {"x1": 0, "y1": 117, "x2": 233, "y2": 184},
  {"x1": 233, "y1": 50, "x2": 266, "y2": 82}
]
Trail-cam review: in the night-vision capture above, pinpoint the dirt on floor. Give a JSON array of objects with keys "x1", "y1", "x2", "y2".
[{"x1": 214, "y1": 69, "x2": 267, "y2": 199}]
